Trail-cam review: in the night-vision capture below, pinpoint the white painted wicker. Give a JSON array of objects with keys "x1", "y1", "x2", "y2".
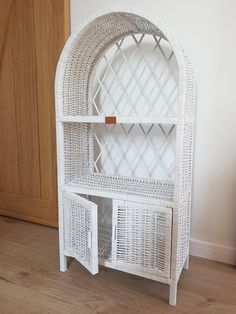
[
  {"x1": 63, "y1": 192, "x2": 98, "y2": 275},
  {"x1": 55, "y1": 7, "x2": 195, "y2": 306},
  {"x1": 112, "y1": 200, "x2": 172, "y2": 278}
]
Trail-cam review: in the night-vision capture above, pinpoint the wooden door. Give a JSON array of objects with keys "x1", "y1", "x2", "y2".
[{"x1": 0, "y1": 0, "x2": 69, "y2": 226}]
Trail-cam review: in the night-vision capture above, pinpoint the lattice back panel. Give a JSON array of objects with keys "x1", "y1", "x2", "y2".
[
  {"x1": 93, "y1": 123, "x2": 176, "y2": 181},
  {"x1": 92, "y1": 34, "x2": 178, "y2": 117}
]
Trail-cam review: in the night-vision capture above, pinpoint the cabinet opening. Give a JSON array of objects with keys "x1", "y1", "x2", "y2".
[{"x1": 89, "y1": 195, "x2": 112, "y2": 261}]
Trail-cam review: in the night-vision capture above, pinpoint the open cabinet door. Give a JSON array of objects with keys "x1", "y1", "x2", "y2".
[{"x1": 63, "y1": 192, "x2": 98, "y2": 275}]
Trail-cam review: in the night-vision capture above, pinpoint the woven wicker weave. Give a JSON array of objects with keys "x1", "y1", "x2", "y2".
[{"x1": 55, "y1": 7, "x2": 195, "y2": 306}]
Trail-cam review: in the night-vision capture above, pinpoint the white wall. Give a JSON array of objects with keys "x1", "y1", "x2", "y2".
[{"x1": 70, "y1": 0, "x2": 236, "y2": 264}]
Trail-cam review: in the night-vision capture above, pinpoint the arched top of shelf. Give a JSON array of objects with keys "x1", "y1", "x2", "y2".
[{"x1": 55, "y1": 6, "x2": 195, "y2": 119}]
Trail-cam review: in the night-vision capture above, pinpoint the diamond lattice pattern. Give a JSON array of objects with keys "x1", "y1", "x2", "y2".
[
  {"x1": 93, "y1": 123, "x2": 175, "y2": 182},
  {"x1": 92, "y1": 34, "x2": 178, "y2": 117}
]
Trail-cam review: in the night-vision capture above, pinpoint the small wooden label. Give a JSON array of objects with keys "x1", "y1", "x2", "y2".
[{"x1": 105, "y1": 116, "x2": 116, "y2": 124}]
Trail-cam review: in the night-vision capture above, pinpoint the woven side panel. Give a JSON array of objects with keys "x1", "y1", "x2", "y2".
[
  {"x1": 175, "y1": 194, "x2": 190, "y2": 275},
  {"x1": 176, "y1": 123, "x2": 194, "y2": 276},
  {"x1": 114, "y1": 201, "x2": 172, "y2": 278},
  {"x1": 63, "y1": 193, "x2": 98, "y2": 274},
  {"x1": 183, "y1": 53, "x2": 195, "y2": 118},
  {"x1": 63, "y1": 123, "x2": 93, "y2": 183},
  {"x1": 180, "y1": 123, "x2": 194, "y2": 201}
]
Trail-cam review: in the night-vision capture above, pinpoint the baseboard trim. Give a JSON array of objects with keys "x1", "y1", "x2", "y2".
[{"x1": 190, "y1": 239, "x2": 236, "y2": 265}]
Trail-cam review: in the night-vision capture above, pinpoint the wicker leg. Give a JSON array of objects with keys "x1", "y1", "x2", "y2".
[
  {"x1": 184, "y1": 254, "x2": 189, "y2": 270},
  {"x1": 169, "y1": 280, "x2": 177, "y2": 306},
  {"x1": 60, "y1": 253, "x2": 67, "y2": 272}
]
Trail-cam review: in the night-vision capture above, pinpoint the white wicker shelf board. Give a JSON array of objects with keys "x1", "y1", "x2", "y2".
[
  {"x1": 63, "y1": 173, "x2": 174, "y2": 206},
  {"x1": 58, "y1": 115, "x2": 180, "y2": 125}
]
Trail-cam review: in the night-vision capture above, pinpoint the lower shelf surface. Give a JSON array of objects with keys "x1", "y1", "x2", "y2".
[{"x1": 65, "y1": 173, "x2": 174, "y2": 206}]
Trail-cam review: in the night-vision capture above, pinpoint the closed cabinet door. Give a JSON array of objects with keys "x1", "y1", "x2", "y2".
[
  {"x1": 0, "y1": 0, "x2": 69, "y2": 226},
  {"x1": 112, "y1": 200, "x2": 172, "y2": 278}
]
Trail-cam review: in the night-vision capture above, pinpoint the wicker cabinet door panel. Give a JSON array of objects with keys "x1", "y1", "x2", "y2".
[
  {"x1": 63, "y1": 192, "x2": 98, "y2": 275},
  {"x1": 112, "y1": 200, "x2": 172, "y2": 278}
]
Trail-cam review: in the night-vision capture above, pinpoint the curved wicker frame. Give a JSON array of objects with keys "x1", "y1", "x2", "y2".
[{"x1": 55, "y1": 7, "x2": 195, "y2": 306}]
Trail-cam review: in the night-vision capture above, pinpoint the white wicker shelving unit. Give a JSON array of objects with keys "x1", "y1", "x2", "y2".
[{"x1": 55, "y1": 7, "x2": 195, "y2": 306}]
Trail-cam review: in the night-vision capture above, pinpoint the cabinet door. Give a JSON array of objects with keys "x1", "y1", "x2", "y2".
[
  {"x1": 112, "y1": 200, "x2": 172, "y2": 278},
  {"x1": 63, "y1": 192, "x2": 98, "y2": 274}
]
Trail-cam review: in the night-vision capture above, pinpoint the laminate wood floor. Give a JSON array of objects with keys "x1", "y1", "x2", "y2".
[{"x1": 0, "y1": 216, "x2": 235, "y2": 314}]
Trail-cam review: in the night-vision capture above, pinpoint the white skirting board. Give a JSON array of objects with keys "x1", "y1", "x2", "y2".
[{"x1": 190, "y1": 239, "x2": 236, "y2": 265}]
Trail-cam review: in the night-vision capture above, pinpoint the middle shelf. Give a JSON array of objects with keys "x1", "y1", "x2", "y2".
[
  {"x1": 57, "y1": 115, "x2": 180, "y2": 125},
  {"x1": 63, "y1": 173, "x2": 174, "y2": 207}
]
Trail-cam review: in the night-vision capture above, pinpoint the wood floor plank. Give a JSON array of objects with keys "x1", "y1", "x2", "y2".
[{"x1": 0, "y1": 216, "x2": 235, "y2": 314}]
